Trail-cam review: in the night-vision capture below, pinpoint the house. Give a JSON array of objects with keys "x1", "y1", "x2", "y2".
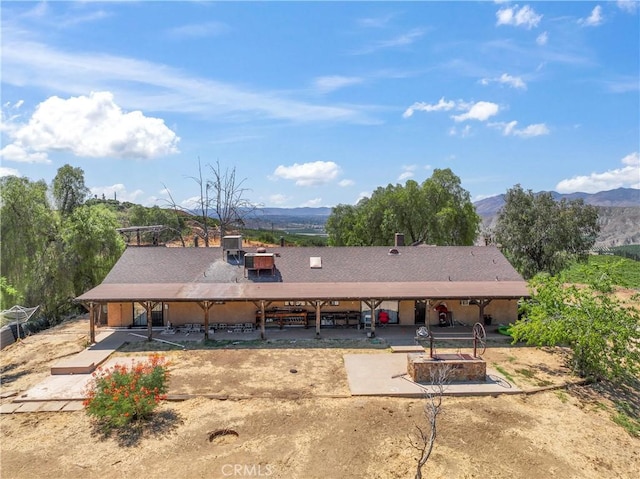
[{"x1": 75, "y1": 236, "x2": 529, "y2": 342}]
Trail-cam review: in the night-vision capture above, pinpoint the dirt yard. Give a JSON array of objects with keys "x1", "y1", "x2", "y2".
[{"x1": 1, "y1": 318, "x2": 638, "y2": 479}]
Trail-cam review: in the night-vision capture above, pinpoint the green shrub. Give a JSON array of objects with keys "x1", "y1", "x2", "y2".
[{"x1": 83, "y1": 354, "x2": 170, "y2": 429}]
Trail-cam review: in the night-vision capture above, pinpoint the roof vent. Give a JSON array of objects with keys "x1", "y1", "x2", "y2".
[
  {"x1": 388, "y1": 248, "x2": 400, "y2": 255},
  {"x1": 257, "y1": 247, "x2": 267, "y2": 253},
  {"x1": 310, "y1": 257, "x2": 322, "y2": 269}
]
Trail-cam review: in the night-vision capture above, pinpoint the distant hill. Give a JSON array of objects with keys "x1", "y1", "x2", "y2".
[
  {"x1": 474, "y1": 188, "x2": 640, "y2": 248},
  {"x1": 474, "y1": 187, "x2": 640, "y2": 216},
  {"x1": 243, "y1": 188, "x2": 638, "y2": 247}
]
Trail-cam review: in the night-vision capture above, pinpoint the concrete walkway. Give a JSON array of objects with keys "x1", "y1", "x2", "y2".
[{"x1": 343, "y1": 353, "x2": 520, "y2": 397}]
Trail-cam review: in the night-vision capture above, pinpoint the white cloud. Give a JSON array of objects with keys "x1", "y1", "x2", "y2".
[
  {"x1": 536, "y1": 31, "x2": 549, "y2": 45},
  {"x1": 398, "y1": 171, "x2": 414, "y2": 181},
  {"x1": 480, "y1": 73, "x2": 527, "y2": 89},
  {"x1": 403, "y1": 97, "x2": 456, "y2": 118},
  {"x1": 449, "y1": 125, "x2": 472, "y2": 137},
  {"x1": 489, "y1": 120, "x2": 550, "y2": 137},
  {"x1": 1, "y1": 92, "x2": 180, "y2": 162},
  {"x1": 338, "y1": 179, "x2": 355, "y2": 187},
  {"x1": 351, "y1": 28, "x2": 425, "y2": 55},
  {"x1": 496, "y1": 5, "x2": 543, "y2": 29},
  {"x1": 579, "y1": 5, "x2": 604, "y2": 26},
  {"x1": 90, "y1": 184, "x2": 144, "y2": 203},
  {"x1": 0, "y1": 166, "x2": 21, "y2": 177},
  {"x1": 313, "y1": 76, "x2": 363, "y2": 94},
  {"x1": 301, "y1": 198, "x2": 323, "y2": 207},
  {"x1": 556, "y1": 152, "x2": 640, "y2": 193},
  {"x1": 268, "y1": 193, "x2": 290, "y2": 205},
  {"x1": 167, "y1": 21, "x2": 230, "y2": 38},
  {"x1": 1, "y1": 32, "x2": 373, "y2": 125},
  {"x1": 0, "y1": 143, "x2": 50, "y2": 163},
  {"x1": 452, "y1": 101, "x2": 500, "y2": 122},
  {"x1": 272, "y1": 161, "x2": 341, "y2": 186},
  {"x1": 617, "y1": 0, "x2": 639, "y2": 13}
]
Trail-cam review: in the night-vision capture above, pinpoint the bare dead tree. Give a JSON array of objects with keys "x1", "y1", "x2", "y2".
[
  {"x1": 163, "y1": 159, "x2": 259, "y2": 247},
  {"x1": 409, "y1": 365, "x2": 452, "y2": 479},
  {"x1": 207, "y1": 160, "x2": 259, "y2": 239}
]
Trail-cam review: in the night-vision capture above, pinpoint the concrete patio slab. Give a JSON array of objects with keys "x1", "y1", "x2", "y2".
[
  {"x1": 61, "y1": 401, "x2": 85, "y2": 412},
  {"x1": 15, "y1": 401, "x2": 44, "y2": 412},
  {"x1": 0, "y1": 402, "x2": 23, "y2": 414},
  {"x1": 343, "y1": 353, "x2": 521, "y2": 397},
  {"x1": 16, "y1": 374, "x2": 92, "y2": 402},
  {"x1": 38, "y1": 401, "x2": 68, "y2": 412}
]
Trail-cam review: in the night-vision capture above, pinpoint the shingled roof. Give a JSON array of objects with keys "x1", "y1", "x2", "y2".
[{"x1": 76, "y1": 245, "x2": 528, "y2": 303}]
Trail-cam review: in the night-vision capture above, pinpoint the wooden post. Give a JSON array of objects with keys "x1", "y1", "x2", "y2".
[
  {"x1": 370, "y1": 299, "x2": 376, "y2": 336},
  {"x1": 145, "y1": 302, "x2": 153, "y2": 341},
  {"x1": 260, "y1": 300, "x2": 266, "y2": 340},
  {"x1": 89, "y1": 302, "x2": 96, "y2": 344},
  {"x1": 476, "y1": 299, "x2": 492, "y2": 324},
  {"x1": 199, "y1": 301, "x2": 212, "y2": 341},
  {"x1": 315, "y1": 301, "x2": 322, "y2": 337}
]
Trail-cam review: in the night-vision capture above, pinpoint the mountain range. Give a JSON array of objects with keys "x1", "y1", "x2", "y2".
[{"x1": 251, "y1": 188, "x2": 639, "y2": 247}]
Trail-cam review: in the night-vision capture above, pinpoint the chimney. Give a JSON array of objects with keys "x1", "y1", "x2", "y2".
[
  {"x1": 280, "y1": 236, "x2": 285, "y2": 247},
  {"x1": 394, "y1": 233, "x2": 405, "y2": 247}
]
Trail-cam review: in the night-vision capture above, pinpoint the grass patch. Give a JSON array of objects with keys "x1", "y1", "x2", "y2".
[
  {"x1": 515, "y1": 368, "x2": 536, "y2": 379},
  {"x1": 493, "y1": 364, "x2": 516, "y2": 384},
  {"x1": 555, "y1": 390, "x2": 569, "y2": 403},
  {"x1": 612, "y1": 400, "x2": 640, "y2": 437},
  {"x1": 536, "y1": 379, "x2": 554, "y2": 387},
  {"x1": 612, "y1": 412, "x2": 640, "y2": 437}
]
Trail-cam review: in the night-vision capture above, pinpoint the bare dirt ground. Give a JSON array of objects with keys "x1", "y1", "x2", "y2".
[{"x1": 1, "y1": 317, "x2": 639, "y2": 479}]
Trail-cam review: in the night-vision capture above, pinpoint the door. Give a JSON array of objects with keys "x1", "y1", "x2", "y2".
[
  {"x1": 132, "y1": 303, "x2": 164, "y2": 327},
  {"x1": 415, "y1": 301, "x2": 426, "y2": 324}
]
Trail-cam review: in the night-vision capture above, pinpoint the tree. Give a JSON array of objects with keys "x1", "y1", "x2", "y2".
[
  {"x1": 165, "y1": 159, "x2": 256, "y2": 246},
  {"x1": 52, "y1": 164, "x2": 90, "y2": 216},
  {"x1": 326, "y1": 169, "x2": 480, "y2": 246},
  {"x1": 0, "y1": 176, "x2": 57, "y2": 309},
  {"x1": 62, "y1": 204, "x2": 125, "y2": 296},
  {"x1": 512, "y1": 273, "x2": 640, "y2": 382},
  {"x1": 494, "y1": 185, "x2": 599, "y2": 279}
]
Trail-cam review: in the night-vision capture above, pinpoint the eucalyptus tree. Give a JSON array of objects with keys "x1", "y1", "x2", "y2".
[
  {"x1": 52, "y1": 164, "x2": 90, "y2": 216},
  {"x1": 326, "y1": 169, "x2": 480, "y2": 246},
  {"x1": 495, "y1": 185, "x2": 599, "y2": 279}
]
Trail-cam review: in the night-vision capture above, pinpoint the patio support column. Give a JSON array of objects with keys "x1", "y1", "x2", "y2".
[
  {"x1": 260, "y1": 300, "x2": 266, "y2": 340},
  {"x1": 198, "y1": 301, "x2": 213, "y2": 341},
  {"x1": 362, "y1": 299, "x2": 382, "y2": 338},
  {"x1": 313, "y1": 301, "x2": 326, "y2": 337},
  {"x1": 475, "y1": 299, "x2": 492, "y2": 324},
  {"x1": 144, "y1": 301, "x2": 154, "y2": 341},
  {"x1": 89, "y1": 302, "x2": 96, "y2": 344}
]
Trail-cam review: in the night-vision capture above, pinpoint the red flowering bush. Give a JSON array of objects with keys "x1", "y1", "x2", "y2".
[{"x1": 83, "y1": 354, "x2": 170, "y2": 429}]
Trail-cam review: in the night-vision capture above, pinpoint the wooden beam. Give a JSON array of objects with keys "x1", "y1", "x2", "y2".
[
  {"x1": 197, "y1": 301, "x2": 213, "y2": 340},
  {"x1": 89, "y1": 302, "x2": 96, "y2": 344},
  {"x1": 260, "y1": 300, "x2": 266, "y2": 340}
]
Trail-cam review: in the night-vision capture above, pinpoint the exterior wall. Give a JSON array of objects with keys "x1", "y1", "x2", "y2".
[
  {"x1": 398, "y1": 300, "x2": 415, "y2": 325},
  {"x1": 428, "y1": 299, "x2": 519, "y2": 327},
  {"x1": 104, "y1": 298, "x2": 520, "y2": 328},
  {"x1": 166, "y1": 302, "x2": 256, "y2": 326},
  {"x1": 107, "y1": 302, "x2": 133, "y2": 327}
]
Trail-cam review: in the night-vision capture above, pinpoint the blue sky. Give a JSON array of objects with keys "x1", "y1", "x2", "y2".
[{"x1": 1, "y1": 1, "x2": 639, "y2": 209}]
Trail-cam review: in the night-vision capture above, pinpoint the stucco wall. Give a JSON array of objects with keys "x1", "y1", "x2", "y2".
[{"x1": 107, "y1": 303, "x2": 132, "y2": 327}]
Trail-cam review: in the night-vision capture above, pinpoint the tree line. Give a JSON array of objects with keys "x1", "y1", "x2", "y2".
[{"x1": 1, "y1": 163, "x2": 604, "y2": 319}]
